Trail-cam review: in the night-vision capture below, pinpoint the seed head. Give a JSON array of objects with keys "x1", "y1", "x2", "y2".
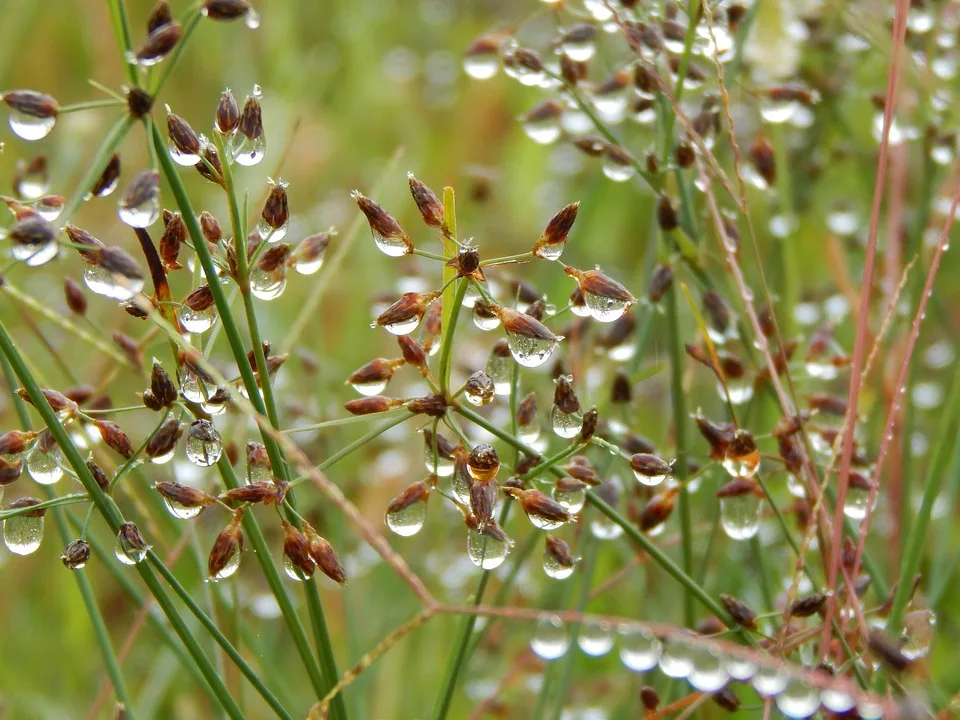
[
  {"x1": 119, "y1": 169, "x2": 160, "y2": 221},
  {"x1": 387, "y1": 481, "x2": 431, "y2": 516},
  {"x1": 494, "y1": 305, "x2": 560, "y2": 346},
  {"x1": 203, "y1": 0, "x2": 253, "y2": 21},
  {"x1": 92, "y1": 421, "x2": 133, "y2": 458},
  {"x1": 0, "y1": 455, "x2": 22, "y2": 486},
  {"x1": 544, "y1": 535, "x2": 576, "y2": 571},
  {"x1": 346, "y1": 357, "x2": 403, "y2": 390},
  {"x1": 407, "y1": 393, "x2": 448, "y2": 417},
  {"x1": 83, "y1": 459, "x2": 109, "y2": 493},
  {"x1": 469, "y1": 475, "x2": 499, "y2": 527},
  {"x1": 560, "y1": 54, "x2": 588, "y2": 85},
  {"x1": 90, "y1": 153, "x2": 121, "y2": 198},
  {"x1": 702, "y1": 290, "x2": 732, "y2": 337},
  {"x1": 533, "y1": 202, "x2": 579, "y2": 260},
  {"x1": 719, "y1": 593, "x2": 758, "y2": 630},
  {"x1": 565, "y1": 455, "x2": 599, "y2": 485},
  {"x1": 220, "y1": 481, "x2": 281, "y2": 505},
  {"x1": 694, "y1": 412, "x2": 736, "y2": 460},
  {"x1": 208, "y1": 511, "x2": 244, "y2": 578},
  {"x1": 630, "y1": 453, "x2": 672, "y2": 479},
  {"x1": 553, "y1": 374, "x2": 581, "y2": 414},
  {"x1": 60, "y1": 539, "x2": 91, "y2": 570},
  {"x1": 155, "y1": 481, "x2": 216, "y2": 510},
  {"x1": 375, "y1": 292, "x2": 439, "y2": 333},
  {"x1": 467, "y1": 444, "x2": 500, "y2": 483},
  {"x1": 867, "y1": 630, "x2": 911, "y2": 672},
  {"x1": 712, "y1": 687, "x2": 741, "y2": 712},
  {"x1": 352, "y1": 191, "x2": 412, "y2": 255},
  {"x1": 808, "y1": 393, "x2": 847, "y2": 416},
  {"x1": 565, "y1": 266, "x2": 637, "y2": 309},
  {"x1": 281, "y1": 520, "x2": 316, "y2": 580},
  {"x1": 304, "y1": 525, "x2": 347, "y2": 585},
  {"x1": 9, "y1": 216, "x2": 56, "y2": 257},
  {"x1": 215, "y1": 88, "x2": 241, "y2": 134},
  {"x1": 159, "y1": 211, "x2": 187, "y2": 270},
  {"x1": 464, "y1": 371, "x2": 495, "y2": 406},
  {"x1": 0, "y1": 430, "x2": 35, "y2": 456},
  {"x1": 397, "y1": 335, "x2": 427, "y2": 373},
  {"x1": 134, "y1": 21, "x2": 183, "y2": 65},
  {"x1": 166, "y1": 111, "x2": 201, "y2": 158},
  {"x1": 407, "y1": 172, "x2": 445, "y2": 230},
  {"x1": 715, "y1": 477, "x2": 761, "y2": 499},
  {"x1": 638, "y1": 486, "x2": 679, "y2": 532},
  {"x1": 343, "y1": 395, "x2": 401, "y2": 416},
  {"x1": 145, "y1": 419, "x2": 183, "y2": 460},
  {"x1": 447, "y1": 245, "x2": 484, "y2": 282},
  {"x1": 506, "y1": 488, "x2": 572, "y2": 528},
  {"x1": 787, "y1": 592, "x2": 827, "y2": 618},
  {"x1": 118, "y1": 521, "x2": 149, "y2": 554},
  {"x1": 239, "y1": 89, "x2": 264, "y2": 141},
  {"x1": 261, "y1": 178, "x2": 289, "y2": 232},
  {"x1": 749, "y1": 134, "x2": 776, "y2": 187},
  {"x1": 293, "y1": 231, "x2": 331, "y2": 269},
  {"x1": 199, "y1": 211, "x2": 223, "y2": 243},
  {"x1": 195, "y1": 141, "x2": 224, "y2": 186}
]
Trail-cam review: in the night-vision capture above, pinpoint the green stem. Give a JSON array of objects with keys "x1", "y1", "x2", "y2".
[
  {"x1": 438, "y1": 280, "x2": 468, "y2": 397},
  {"x1": 0, "y1": 321, "x2": 253, "y2": 720},
  {"x1": 59, "y1": 99, "x2": 127, "y2": 114},
  {"x1": 283, "y1": 408, "x2": 410, "y2": 433},
  {"x1": 107, "y1": 0, "x2": 139, "y2": 87},
  {"x1": 0, "y1": 492, "x2": 89, "y2": 519}
]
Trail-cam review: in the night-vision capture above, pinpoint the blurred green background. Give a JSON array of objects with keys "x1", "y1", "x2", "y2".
[{"x1": 0, "y1": 0, "x2": 959, "y2": 718}]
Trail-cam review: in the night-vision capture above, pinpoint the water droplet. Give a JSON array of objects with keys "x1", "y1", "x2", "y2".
[
  {"x1": 169, "y1": 139, "x2": 200, "y2": 167},
  {"x1": 485, "y1": 353, "x2": 512, "y2": 396},
  {"x1": 473, "y1": 307, "x2": 502, "y2": 331},
  {"x1": 353, "y1": 379, "x2": 387, "y2": 397},
  {"x1": 179, "y1": 305, "x2": 216, "y2": 334},
  {"x1": 786, "y1": 474, "x2": 806, "y2": 498},
  {"x1": 720, "y1": 494, "x2": 762, "y2": 540},
  {"x1": 688, "y1": 644, "x2": 729, "y2": 691},
  {"x1": 578, "y1": 620, "x2": 615, "y2": 656},
  {"x1": 583, "y1": 291, "x2": 630, "y2": 323},
  {"x1": 751, "y1": 665, "x2": 788, "y2": 696},
  {"x1": 467, "y1": 528, "x2": 510, "y2": 569},
  {"x1": 721, "y1": 378, "x2": 754, "y2": 406},
  {"x1": 463, "y1": 53, "x2": 499, "y2": 80},
  {"x1": 82, "y1": 263, "x2": 146, "y2": 303},
  {"x1": 257, "y1": 215, "x2": 288, "y2": 243},
  {"x1": 295, "y1": 253, "x2": 325, "y2": 275},
  {"x1": 601, "y1": 154, "x2": 636, "y2": 182},
  {"x1": 210, "y1": 549, "x2": 242, "y2": 581},
  {"x1": 16, "y1": 169, "x2": 48, "y2": 200},
  {"x1": 618, "y1": 627, "x2": 661, "y2": 671},
  {"x1": 842, "y1": 484, "x2": 873, "y2": 521},
  {"x1": 114, "y1": 530, "x2": 150, "y2": 565},
  {"x1": 553, "y1": 486, "x2": 585, "y2": 513},
  {"x1": 589, "y1": 514, "x2": 623, "y2": 540},
  {"x1": 249, "y1": 266, "x2": 287, "y2": 301},
  {"x1": 659, "y1": 639, "x2": 695, "y2": 678},
  {"x1": 530, "y1": 615, "x2": 570, "y2": 660},
  {"x1": 244, "y1": 8, "x2": 261, "y2": 29},
  {"x1": 372, "y1": 232, "x2": 409, "y2": 257},
  {"x1": 451, "y1": 464, "x2": 472, "y2": 504},
  {"x1": 820, "y1": 687, "x2": 855, "y2": 713},
  {"x1": 721, "y1": 450, "x2": 760, "y2": 479},
  {"x1": 11, "y1": 232, "x2": 59, "y2": 267},
  {"x1": 9, "y1": 110, "x2": 56, "y2": 141},
  {"x1": 856, "y1": 699, "x2": 884, "y2": 719},
  {"x1": 775, "y1": 678, "x2": 820, "y2": 718},
  {"x1": 901, "y1": 609, "x2": 935, "y2": 660},
  {"x1": 232, "y1": 133, "x2": 266, "y2": 167},
  {"x1": 178, "y1": 366, "x2": 214, "y2": 404},
  {"x1": 543, "y1": 549, "x2": 576, "y2": 579},
  {"x1": 185, "y1": 420, "x2": 222, "y2": 467},
  {"x1": 523, "y1": 112, "x2": 561, "y2": 145},
  {"x1": 27, "y1": 445, "x2": 64, "y2": 485},
  {"x1": 118, "y1": 192, "x2": 160, "y2": 230},
  {"x1": 519, "y1": 420, "x2": 541, "y2": 445},
  {"x1": 282, "y1": 553, "x2": 311, "y2": 581},
  {"x1": 551, "y1": 407, "x2": 583, "y2": 439},
  {"x1": 150, "y1": 446, "x2": 177, "y2": 464},
  {"x1": 3, "y1": 511, "x2": 44, "y2": 555},
  {"x1": 506, "y1": 332, "x2": 560, "y2": 369},
  {"x1": 759, "y1": 98, "x2": 799, "y2": 124},
  {"x1": 385, "y1": 498, "x2": 426, "y2": 536},
  {"x1": 162, "y1": 496, "x2": 203, "y2": 520},
  {"x1": 726, "y1": 657, "x2": 758, "y2": 681}
]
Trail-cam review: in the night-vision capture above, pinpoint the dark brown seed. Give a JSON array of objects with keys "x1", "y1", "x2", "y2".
[
  {"x1": 61, "y1": 539, "x2": 91, "y2": 569},
  {"x1": 64, "y1": 225, "x2": 104, "y2": 262},
  {"x1": 610, "y1": 372, "x2": 632, "y2": 404},
  {"x1": 468, "y1": 444, "x2": 500, "y2": 482},
  {"x1": 544, "y1": 535, "x2": 576, "y2": 571},
  {"x1": 305, "y1": 526, "x2": 346, "y2": 585},
  {"x1": 195, "y1": 142, "x2": 224, "y2": 186},
  {"x1": 126, "y1": 87, "x2": 153, "y2": 118},
  {"x1": 0, "y1": 430, "x2": 34, "y2": 456},
  {"x1": 155, "y1": 481, "x2": 215, "y2": 509},
  {"x1": 4, "y1": 496, "x2": 44, "y2": 517},
  {"x1": 97, "y1": 247, "x2": 144, "y2": 290},
  {"x1": 448, "y1": 246, "x2": 483, "y2": 280},
  {"x1": 750, "y1": 135, "x2": 776, "y2": 187},
  {"x1": 135, "y1": 21, "x2": 182, "y2": 64},
  {"x1": 238, "y1": 91, "x2": 264, "y2": 141},
  {"x1": 12, "y1": 155, "x2": 47, "y2": 199},
  {"x1": 203, "y1": 0, "x2": 252, "y2": 20},
  {"x1": 719, "y1": 594, "x2": 758, "y2": 630},
  {"x1": 580, "y1": 407, "x2": 598, "y2": 441},
  {"x1": 470, "y1": 476, "x2": 499, "y2": 527},
  {"x1": 3, "y1": 89, "x2": 58, "y2": 119},
  {"x1": 261, "y1": 180, "x2": 289, "y2": 232},
  {"x1": 407, "y1": 394, "x2": 447, "y2": 417},
  {"x1": 282, "y1": 520, "x2": 316, "y2": 579},
  {"x1": 148, "y1": 360, "x2": 177, "y2": 408},
  {"x1": 638, "y1": 487, "x2": 678, "y2": 532},
  {"x1": 565, "y1": 457, "x2": 599, "y2": 486},
  {"x1": 808, "y1": 393, "x2": 847, "y2": 416},
  {"x1": 17, "y1": 387, "x2": 77, "y2": 415},
  {"x1": 630, "y1": 453, "x2": 672, "y2": 479},
  {"x1": 516, "y1": 392, "x2": 538, "y2": 429},
  {"x1": 408, "y1": 172, "x2": 445, "y2": 229},
  {"x1": 85, "y1": 459, "x2": 110, "y2": 492},
  {"x1": 95, "y1": 420, "x2": 134, "y2": 458},
  {"x1": 158, "y1": 211, "x2": 187, "y2": 272},
  {"x1": 553, "y1": 374, "x2": 581, "y2": 414},
  {"x1": 712, "y1": 687, "x2": 741, "y2": 712},
  {"x1": 118, "y1": 522, "x2": 149, "y2": 554},
  {"x1": 573, "y1": 136, "x2": 607, "y2": 157},
  {"x1": 387, "y1": 481, "x2": 431, "y2": 516},
  {"x1": 119, "y1": 170, "x2": 160, "y2": 222},
  {"x1": 702, "y1": 290, "x2": 732, "y2": 337},
  {"x1": 220, "y1": 482, "x2": 279, "y2": 505},
  {"x1": 423, "y1": 430, "x2": 457, "y2": 464},
  {"x1": 513, "y1": 47, "x2": 543, "y2": 73},
  {"x1": 514, "y1": 488, "x2": 571, "y2": 527},
  {"x1": 787, "y1": 592, "x2": 826, "y2": 618},
  {"x1": 9, "y1": 216, "x2": 55, "y2": 256},
  {"x1": 640, "y1": 686, "x2": 660, "y2": 711},
  {"x1": 182, "y1": 285, "x2": 215, "y2": 314},
  {"x1": 256, "y1": 244, "x2": 290, "y2": 272},
  {"x1": 566, "y1": 267, "x2": 636, "y2": 306},
  {"x1": 560, "y1": 54, "x2": 587, "y2": 85},
  {"x1": 778, "y1": 435, "x2": 804, "y2": 475},
  {"x1": 0, "y1": 457, "x2": 24, "y2": 486},
  {"x1": 376, "y1": 292, "x2": 438, "y2": 331},
  {"x1": 91, "y1": 153, "x2": 121, "y2": 198},
  {"x1": 343, "y1": 396, "x2": 396, "y2": 416},
  {"x1": 199, "y1": 211, "x2": 223, "y2": 243},
  {"x1": 352, "y1": 191, "x2": 411, "y2": 254},
  {"x1": 715, "y1": 477, "x2": 760, "y2": 498},
  {"x1": 208, "y1": 512, "x2": 244, "y2": 578},
  {"x1": 634, "y1": 63, "x2": 660, "y2": 93},
  {"x1": 657, "y1": 195, "x2": 679, "y2": 232},
  {"x1": 145, "y1": 419, "x2": 183, "y2": 460},
  {"x1": 64, "y1": 279, "x2": 87, "y2": 315},
  {"x1": 147, "y1": 1, "x2": 173, "y2": 32},
  {"x1": 695, "y1": 414, "x2": 736, "y2": 460},
  {"x1": 674, "y1": 141, "x2": 695, "y2": 168},
  {"x1": 533, "y1": 202, "x2": 579, "y2": 260},
  {"x1": 166, "y1": 112, "x2": 200, "y2": 159},
  {"x1": 214, "y1": 89, "x2": 240, "y2": 135},
  {"x1": 648, "y1": 263, "x2": 674, "y2": 303}
]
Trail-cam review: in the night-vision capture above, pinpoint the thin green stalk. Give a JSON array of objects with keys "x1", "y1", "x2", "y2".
[
  {"x1": 888, "y1": 365, "x2": 960, "y2": 634},
  {"x1": 0, "y1": 322, "x2": 250, "y2": 720},
  {"x1": 152, "y1": 122, "x2": 337, "y2": 706},
  {"x1": 0, "y1": 492, "x2": 89, "y2": 519},
  {"x1": 59, "y1": 99, "x2": 127, "y2": 113},
  {"x1": 440, "y1": 187, "x2": 458, "y2": 365},
  {"x1": 283, "y1": 408, "x2": 410, "y2": 433},
  {"x1": 438, "y1": 280, "x2": 468, "y2": 396},
  {"x1": 215, "y1": 131, "x2": 344, "y2": 719},
  {"x1": 1, "y1": 353, "x2": 135, "y2": 717},
  {"x1": 665, "y1": 282, "x2": 694, "y2": 627},
  {"x1": 106, "y1": 0, "x2": 139, "y2": 87}
]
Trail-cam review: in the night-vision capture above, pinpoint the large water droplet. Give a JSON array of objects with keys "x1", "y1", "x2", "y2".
[
  {"x1": 506, "y1": 332, "x2": 559, "y2": 368},
  {"x1": 578, "y1": 620, "x2": 615, "y2": 656},
  {"x1": 618, "y1": 627, "x2": 661, "y2": 671},
  {"x1": 543, "y1": 549, "x2": 576, "y2": 580},
  {"x1": 282, "y1": 554, "x2": 311, "y2": 581},
  {"x1": 519, "y1": 419, "x2": 541, "y2": 445},
  {"x1": 775, "y1": 678, "x2": 820, "y2": 718},
  {"x1": 688, "y1": 645, "x2": 729, "y2": 691},
  {"x1": 553, "y1": 486, "x2": 585, "y2": 514},
  {"x1": 589, "y1": 515, "x2": 623, "y2": 540},
  {"x1": 467, "y1": 528, "x2": 510, "y2": 569},
  {"x1": 720, "y1": 494, "x2": 762, "y2": 540},
  {"x1": 353, "y1": 379, "x2": 388, "y2": 397},
  {"x1": 114, "y1": 530, "x2": 149, "y2": 565},
  {"x1": 385, "y1": 499, "x2": 426, "y2": 536},
  {"x1": 584, "y1": 292, "x2": 630, "y2": 323},
  {"x1": 257, "y1": 216, "x2": 288, "y2": 243},
  {"x1": 233, "y1": 133, "x2": 266, "y2": 167},
  {"x1": 82, "y1": 263, "x2": 146, "y2": 303},
  {"x1": 3, "y1": 511, "x2": 44, "y2": 555},
  {"x1": 485, "y1": 354, "x2": 512, "y2": 396},
  {"x1": 901, "y1": 609, "x2": 935, "y2": 660},
  {"x1": 9, "y1": 110, "x2": 56, "y2": 141},
  {"x1": 842, "y1": 484, "x2": 873, "y2": 522},
  {"x1": 249, "y1": 266, "x2": 286, "y2": 301},
  {"x1": 169, "y1": 139, "x2": 201, "y2": 167},
  {"x1": 726, "y1": 657, "x2": 758, "y2": 681},
  {"x1": 210, "y1": 550, "x2": 241, "y2": 581},
  {"x1": 551, "y1": 407, "x2": 583, "y2": 439},
  {"x1": 162, "y1": 496, "x2": 204, "y2": 520},
  {"x1": 601, "y1": 155, "x2": 635, "y2": 182},
  {"x1": 27, "y1": 445, "x2": 64, "y2": 485},
  {"x1": 659, "y1": 639, "x2": 696, "y2": 678},
  {"x1": 759, "y1": 98, "x2": 799, "y2": 124},
  {"x1": 463, "y1": 53, "x2": 499, "y2": 80},
  {"x1": 185, "y1": 420, "x2": 222, "y2": 467},
  {"x1": 179, "y1": 305, "x2": 216, "y2": 334},
  {"x1": 530, "y1": 615, "x2": 570, "y2": 660},
  {"x1": 523, "y1": 112, "x2": 561, "y2": 145},
  {"x1": 751, "y1": 665, "x2": 788, "y2": 696},
  {"x1": 820, "y1": 687, "x2": 855, "y2": 713}
]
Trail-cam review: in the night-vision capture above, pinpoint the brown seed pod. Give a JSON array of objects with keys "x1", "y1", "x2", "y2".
[
  {"x1": 517, "y1": 392, "x2": 538, "y2": 428},
  {"x1": 4, "y1": 496, "x2": 45, "y2": 517},
  {"x1": 304, "y1": 525, "x2": 346, "y2": 585},
  {"x1": 447, "y1": 245, "x2": 484, "y2": 282},
  {"x1": 464, "y1": 371, "x2": 495, "y2": 406},
  {"x1": 17, "y1": 387, "x2": 78, "y2": 415},
  {"x1": 90, "y1": 153, "x2": 121, "y2": 198},
  {"x1": 387, "y1": 481, "x2": 431, "y2": 516},
  {"x1": 238, "y1": 90, "x2": 264, "y2": 142},
  {"x1": 638, "y1": 487, "x2": 679, "y2": 532},
  {"x1": 3, "y1": 89, "x2": 58, "y2": 124},
  {"x1": 808, "y1": 393, "x2": 847, "y2": 416},
  {"x1": 203, "y1": 0, "x2": 253, "y2": 21},
  {"x1": 0, "y1": 456, "x2": 24, "y2": 486},
  {"x1": 719, "y1": 593, "x2": 758, "y2": 630},
  {"x1": 214, "y1": 88, "x2": 241, "y2": 135},
  {"x1": 61, "y1": 539, "x2": 91, "y2": 570},
  {"x1": 640, "y1": 686, "x2": 660, "y2": 711},
  {"x1": 560, "y1": 54, "x2": 588, "y2": 85},
  {"x1": 196, "y1": 141, "x2": 224, "y2": 186},
  {"x1": 158, "y1": 210, "x2": 187, "y2": 270},
  {"x1": 147, "y1": 1, "x2": 174, "y2": 33},
  {"x1": 199, "y1": 210, "x2": 223, "y2": 243},
  {"x1": 352, "y1": 191, "x2": 412, "y2": 255},
  {"x1": 208, "y1": 511, "x2": 244, "y2": 579},
  {"x1": 144, "y1": 419, "x2": 182, "y2": 461},
  {"x1": 117, "y1": 522, "x2": 149, "y2": 555},
  {"x1": 533, "y1": 202, "x2": 579, "y2": 260},
  {"x1": 647, "y1": 263, "x2": 674, "y2": 304},
  {"x1": 553, "y1": 374, "x2": 581, "y2": 414},
  {"x1": 565, "y1": 455, "x2": 599, "y2": 485},
  {"x1": 155, "y1": 481, "x2": 216, "y2": 510},
  {"x1": 565, "y1": 266, "x2": 637, "y2": 309},
  {"x1": 134, "y1": 21, "x2": 183, "y2": 65},
  {"x1": 95, "y1": 420, "x2": 134, "y2": 458},
  {"x1": 166, "y1": 112, "x2": 200, "y2": 159},
  {"x1": 406, "y1": 394, "x2": 448, "y2": 417},
  {"x1": 631, "y1": 453, "x2": 672, "y2": 479},
  {"x1": 346, "y1": 358, "x2": 404, "y2": 392},
  {"x1": 694, "y1": 413, "x2": 736, "y2": 460},
  {"x1": 376, "y1": 292, "x2": 439, "y2": 332},
  {"x1": 0, "y1": 430, "x2": 35, "y2": 456},
  {"x1": 610, "y1": 372, "x2": 632, "y2": 405},
  {"x1": 580, "y1": 407, "x2": 598, "y2": 441},
  {"x1": 86, "y1": 459, "x2": 110, "y2": 492},
  {"x1": 867, "y1": 630, "x2": 911, "y2": 672},
  {"x1": 749, "y1": 134, "x2": 776, "y2": 187},
  {"x1": 786, "y1": 591, "x2": 827, "y2": 618},
  {"x1": 715, "y1": 477, "x2": 761, "y2": 498},
  {"x1": 220, "y1": 481, "x2": 280, "y2": 505},
  {"x1": 469, "y1": 476, "x2": 499, "y2": 528},
  {"x1": 407, "y1": 172, "x2": 445, "y2": 230},
  {"x1": 712, "y1": 687, "x2": 741, "y2": 712},
  {"x1": 261, "y1": 179, "x2": 289, "y2": 232},
  {"x1": 544, "y1": 535, "x2": 576, "y2": 571},
  {"x1": 397, "y1": 335, "x2": 428, "y2": 373},
  {"x1": 281, "y1": 520, "x2": 316, "y2": 580},
  {"x1": 505, "y1": 487, "x2": 571, "y2": 528}
]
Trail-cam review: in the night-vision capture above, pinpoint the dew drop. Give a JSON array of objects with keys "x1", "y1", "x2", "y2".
[
  {"x1": 659, "y1": 639, "x2": 695, "y2": 678},
  {"x1": 232, "y1": 133, "x2": 266, "y2": 167},
  {"x1": 463, "y1": 54, "x2": 499, "y2": 80},
  {"x1": 543, "y1": 550, "x2": 576, "y2": 579},
  {"x1": 257, "y1": 216, "x2": 288, "y2": 243},
  {"x1": 451, "y1": 464, "x2": 472, "y2": 504},
  {"x1": 27, "y1": 444, "x2": 64, "y2": 485},
  {"x1": 553, "y1": 486, "x2": 585, "y2": 514},
  {"x1": 551, "y1": 407, "x2": 583, "y2": 439},
  {"x1": 842, "y1": 484, "x2": 873, "y2": 522},
  {"x1": 467, "y1": 528, "x2": 510, "y2": 569},
  {"x1": 169, "y1": 140, "x2": 201, "y2": 167},
  {"x1": 530, "y1": 615, "x2": 570, "y2": 660},
  {"x1": 373, "y1": 233, "x2": 410, "y2": 257},
  {"x1": 249, "y1": 266, "x2": 287, "y2": 301},
  {"x1": 485, "y1": 354, "x2": 512, "y2": 396},
  {"x1": 578, "y1": 620, "x2": 615, "y2": 657},
  {"x1": 589, "y1": 514, "x2": 623, "y2": 540},
  {"x1": 353, "y1": 379, "x2": 388, "y2": 397},
  {"x1": 583, "y1": 292, "x2": 630, "y2": 323},
  {"x1": 385, "y1": 499, "x2": 426, "y2": 536},
  {"x1": 618, "y1": 627, "x2": 661, "y2": 671},
  {"x1": 114, "y1": 530, "x2": 149, "y2": 565},
  {"x1": 519, "y1": 420, "x2": 541, "y2": 445},
  {"x1": 751, "y1": 665, "x2": 788, "y2": 696},
  {"x1": 759, "y1": 98, "x2": 799, "y2": 124},
  {"x1": 688, "y1": 645, "x2": 729, "y2": 691},
  {"x1": 185, "y1": 420, "x2": 222, "y2": 467},
  {"x1": 506, "y1": 332, "x2": 559, "y2": 369},
  {"x1": 2, "y1": 511, "x2": 44, "y2": 555},
  {"x1": 244, "y1": 8, "x2": 261, "y2": 29},
  {"x1": 725, "y1": 656, "x2": 758, "y2": 681},
  {"x1": 210, "y1": 550, "x2": 241, "y2": 581},
  {"x1": 820, "y1": 687, "x2": 855, "y2": 713},
  {"x1": 901, "y1": 609, "x2": 935, "y2": 660},
  {"x1": 601, "y1": 155, "x2": 636, "y2": 182},
  {"x1": 775, "y1": 678, "x2": 820, "y2": 718},
  {"x1": 523, "y1": 113, "x2": 562, "y2": 145},
  {"x1": 179, "y1": 305, "x2": 216, "y2": 334},
  {"x1": 162, "y1": 496, "x2": 204, "y2": 520},
  {"x1": 282, "y1": 553, "x2": 311, "y2": 581},
  {"x1": 82, "y1": 262, "x2": 146, "y2": 303},
  {"x1": 9, "y1": 110, "x2": 56, "y2": 141},
  {"x1": 719, "y1": 494, "x2": 762, "y2": 540}
]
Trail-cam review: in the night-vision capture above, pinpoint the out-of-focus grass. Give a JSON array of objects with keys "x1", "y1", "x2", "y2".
[{"x1": 0, "y1": 1, "x2": 959, "y2": 718}]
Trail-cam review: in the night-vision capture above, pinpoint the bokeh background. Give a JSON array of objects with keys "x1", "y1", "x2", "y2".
[{"x1": 1, "y1": 0, "x2": 959, "y2": 718}]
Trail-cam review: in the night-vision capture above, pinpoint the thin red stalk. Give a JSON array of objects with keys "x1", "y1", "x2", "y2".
[
  {"x1": 821, "y1": 0, "x2": 911, "y2": 660},
  {"x1": 850, "y1": 182, "x2": 960, "y2": 588}
]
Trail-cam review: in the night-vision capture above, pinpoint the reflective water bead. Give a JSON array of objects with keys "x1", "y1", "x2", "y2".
[
  {"x1": 589, "y1": 515, "x2": 623, "y2": 540},
  {"x1": 451, "y1": 463, "x2": 472, "y2": 504},
  {"x1": 553, "y1": 485, "x2": 585, "y2": 514},
  {"x1": 466, "y1": 528, "x2": 510, "y2": 569},
  {"x1": 82, "y1": 262, "x2": 146, "y2": 303},
  {"x1": 211, "y1": 550, "x2": 242, "y2": 581},
  {"x1": 901, "y1": 609, "x2": 935, "y2": 660},
  {"x1": 2, "y1": 500, "x2": 44, "y2": 555},
  {"x1": 179, "y1": 305, "x2": 216, "y2": 334},
  {"x1": 485, "y1": 351, "x2": 512, "y2": 396},
  {"x1": 551, "y1": 406, "x2": 583, "y2": 438},
  {"x1": 249, "y1": 266, "x2": 287, "y2": 301},
  {"x1": 27, "y1": 444, "x2": 64, "y2": 485},
  {"x1": 522, "y1": 100, "x2": 563, "y2": 145},
  {"x1": 719, "y1": 493, "x2": 763, "y2": 540},
  {"x1": 463, "y1": 37, "x2": 500, "y2": 79},
  {"x1": 233, "y1": 132, "x2": 266, "y2": 167},
  {"x1": 185, "y1": 420, "x2": 222, "y2": 467},
  {"x1": 578, "y1": 620, "x2": 615, "y2": 657},
  {"x1": 506, "y1": 332, "x2": 559, "y2": 368},
  {"x1": 688, "y1": 645, "x2": 729, "y2": 691},
  {"x1": 618, "y1": 627, "x2": 661, "y2": 671},
  {"x1": 114, "y1": 523, "x2": 150, "y2": 565},
  {"x1": 385, "y1": 498, "x2": 427, "y2": 537},
  {"x1": 530, "y1": 615, "x2": 570, "y2": 660},
  {"x1": 658, "y1": 639, "x2": 696, "y2": 678},
  {"x1": 726, "y1": 657, "x2": 758, "y2": 681},
  {"x1": 751, "y1": 665, "x2": 788, "y2": 696},
  {"x1": 775, "y1": 678, "x2": 820, "y2": 718},
  {"x1": 820, "y1": 687, "x2": 855, "y2": 713}
]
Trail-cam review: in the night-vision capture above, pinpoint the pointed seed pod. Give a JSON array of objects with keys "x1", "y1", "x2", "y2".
[
  {"x1": 387, "y1": 481, "x2": 431, "y2": 516},
  {"x1": 544, "y1": 535, "x2": 576, "y2": 572},
  {"x1": 343, "y1": 396, "x2": 401, "y2": 416},
  {"x1": 195, "y1": 141, "x2": 224, "y2": 186},
  {"x1": 61, "y1": 539, "x2": 91, "y2": 569},
  {"x1": 208, "y1": 510, "x2": 244, "y2": 579},
  {"x1": 90, "y1": 153, "x2": 121, "y2": 198},
  {"x1": 695, "y1": 413, "x2": 736, "y2": 460},
  {"x1": 867, "y1": 630, "x2": 911, "y2": 672},
  {"x1": 469, "y1": 476, "x2": 499, "y2": 528},
  {"x1": 375, "y1": 292, "x2": 439, "y2": 334},
  {"x1": 610, "y1": 371, "x2": 632, "y2": 405},
  {"x1": 281, "y1": 520, "x2": 316, "y2": 579},
  {"x1": 352, "y1": 191, "x2": 412, "y2": 256},
  {"x1": 155, "y1": 481, "x2": 216, "y2": 510},
  {"x1": 63, "y1": 278, "x2": 87, "y2": 315},
  {"x1": 581, "y1": 407, "x2": 598, "y2": 441},
  {"x1": 0, "y1": 430, "x2": 34, "y2": 456},
  {"x1": 510, "y1": 488, "x2": 572, "y2": 529},
  {"x1": 166, "y1": 111, "x2": 200, "y2": 159},
  {"x1": 712, "y1": 687, "x2": 741, "y2": 712},
  {"x1": 158, "y1": 211, "x2": 187, "y2": 270},
  {"x1": 145, "y1": 419, "x2": 183, "y2": 460},
  {"x1": 553, "y1": 374, "x2": 581, "y2": 414},
  {"x1": 657, "y1": 196, "x2": 678, "y2": 232},
  {"x1": 95, "y1": 420, "x2": 134, "y2": 458},
  {"x1": 397, "y1": 335, "x2": 427, "y2": 373},
  {"x1": 215, "y1": 88, "x2": 240, "y2": 134},
  {"x1": 3, "y1": 89, "x2": 58, "y2": 121},
  {"x1": 640, "y1": 687, "x2": 660, "y2": 712},
  {"x1": 638, "y1": 487, "x2": 679, "y2": 532},
  {"x1": 631, "y1": 453, "x2": 672, "y2": 479},
  {"x1": 565, "y1": 266, "x2": 637, "y2": 316},
  {"x1": 715, "y1": 477, "x2": 761, "y2": 499},
  {"x1": 447, "y1": 245, "x2": 484, "y2": 281},
  {"x1": 86, "y1": 459, "x2": 110, "y2": 492},
  {"x1": 647, "y1": 263, "x2": 674, "y2": 303},
  {"x1": 149, "y1": 360, "x2": 178, "y2": 408},
  {"x1": 199, "y1": 210, "x2": 223, "y2": 243},
  {"x1": 787, "y1": 592, "x2": 827, "y2": 618},
  {"x1": 203, "y1": 0, "x2": 253, "y2": 21},
  {"x1": 565, "y1": 455, "x2": 599, "y2": 485},
  {"x1": 134, "y1": 21, "x2": 183, "y2": 65},
  {"x1": 238, "y1": 89, "x2": 264, "y2": 141},
  {"x1": 749, "y1": 134, "x2": 776, "y2": 187},
  {"x1": 406, "y1": 394, "x2": 448, "y2": 417},
  {"x1": 220, "y1": 481, "x2": 280, "y2": 505},
  {"x1": 719, "y1": 594, "x2": 758, "y2": 630},
  {"x1": 17, "y1": 387, "x2": 78, "y2": 415},
  {"x1": 118, "y1": 521, "x2": 149, "y2": 554},
  {"x1": 261, "y1": 178, "x2": 289, "y2": 233},
  {"x1": 464, "y1": 371, "x2": 495, "y2": 406},
  {"x1": 304, "y1": 525, "x2": 346, "y2": 585},
  {"x1": 533, "y1": 202, "x2": 579, "y2": 260},
  {"x1": 467, "y1": 444, "x2": 500, "y2": 482},
  {"x1": 407, "y1": 172, "x2": 445, "y2": 230}
]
